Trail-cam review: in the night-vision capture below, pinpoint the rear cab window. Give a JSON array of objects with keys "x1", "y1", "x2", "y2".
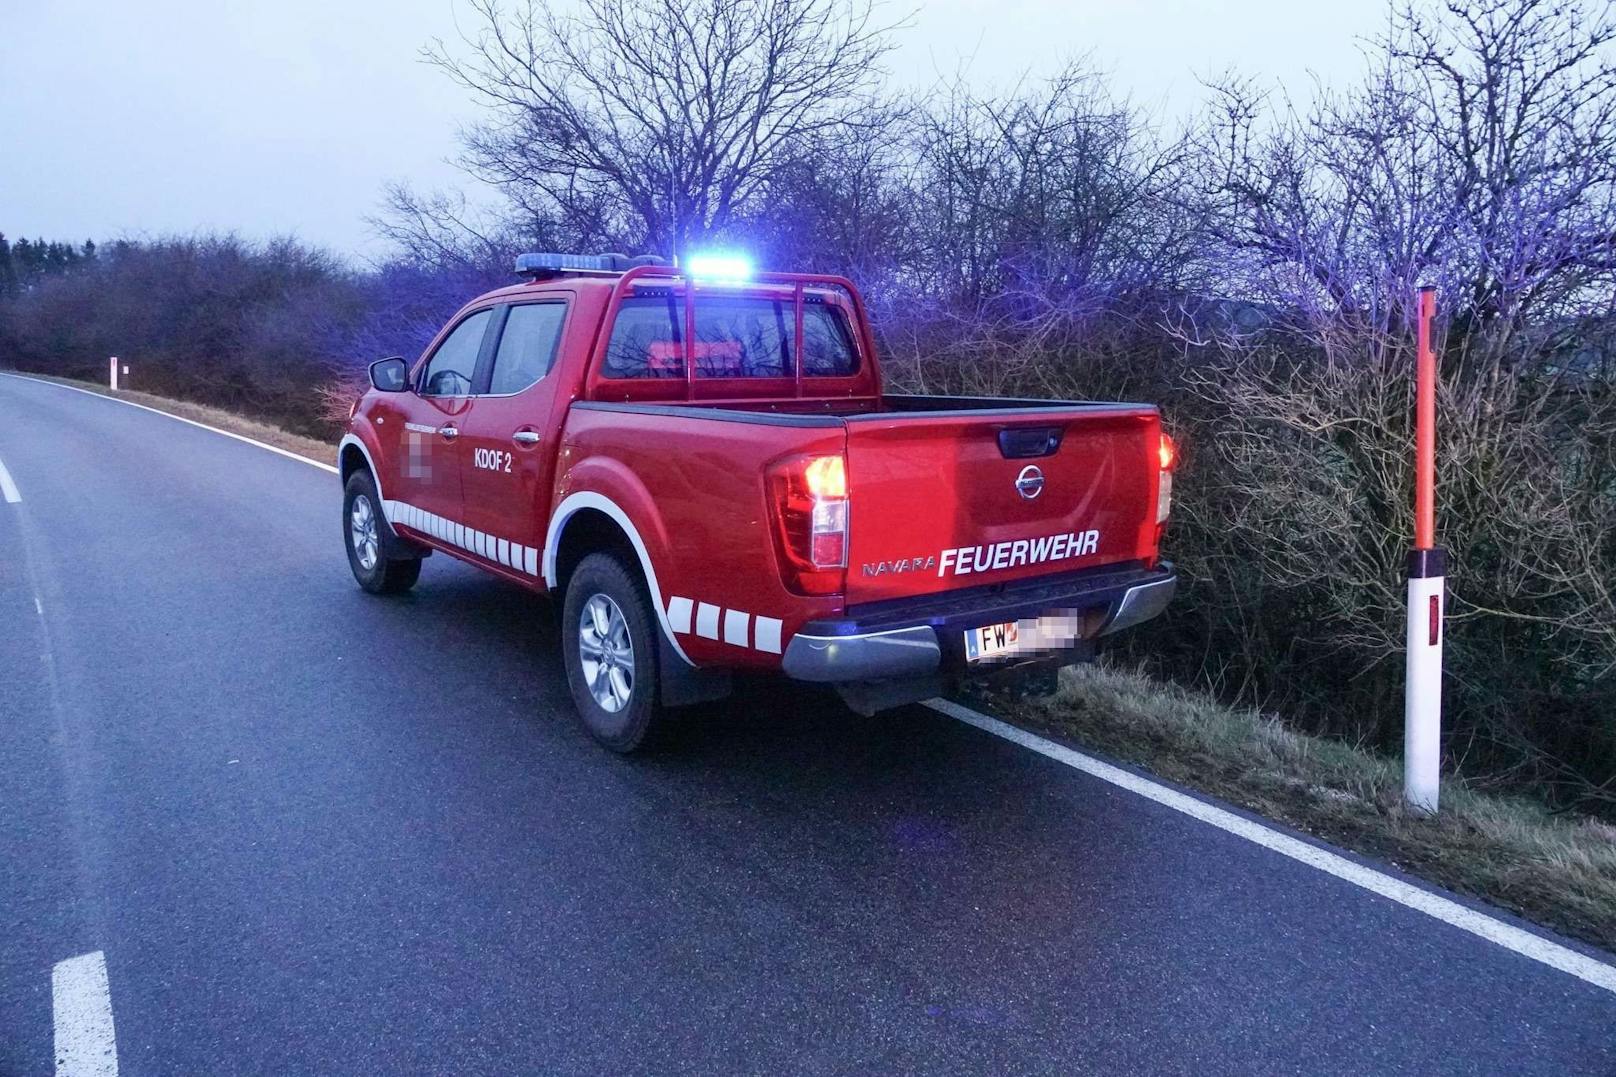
[{"x1": 602, "y1": 293, "x2": 860, "y2": 381}]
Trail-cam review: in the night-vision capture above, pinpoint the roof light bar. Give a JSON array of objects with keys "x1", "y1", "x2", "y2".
[
  {"x1": 685, "y1": 252, "x2": 754, "y2": 283},
  {"x1": 515, "y1": 252, "x2": 615, "y2": 276},
  {"x1": 513, "y1": 252, "x2": 673, "y2": 279}
]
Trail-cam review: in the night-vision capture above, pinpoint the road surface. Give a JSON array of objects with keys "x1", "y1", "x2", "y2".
[{"x1": 1, "y1": 372, "x2": 1612, "y2": 1075}]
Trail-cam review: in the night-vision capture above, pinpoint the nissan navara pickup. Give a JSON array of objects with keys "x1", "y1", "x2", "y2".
[{"x1": 338, "y1": 253, "x2": 1178, "y2": 751}]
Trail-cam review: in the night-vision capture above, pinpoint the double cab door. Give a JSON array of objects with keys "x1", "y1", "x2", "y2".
[{"x1": 392, "y1": 297, "x2": 570, "y2": 582}]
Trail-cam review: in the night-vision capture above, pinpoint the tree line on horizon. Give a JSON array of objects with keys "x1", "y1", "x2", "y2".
[
  {"x1": 1, "y1": 0, "x2": 1612, "y2": 813},
  {"x1": 0, "y1": 234, "x2": 97, "y2": 295}
]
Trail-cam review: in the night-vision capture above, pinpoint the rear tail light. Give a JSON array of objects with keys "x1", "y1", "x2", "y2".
[
  {"x1": 768, "y1": 454, "x2": 849, "y2": 595},
  {"x1": 1156, "y1": 431, "x2": 1177, "y2": 524},
  {"x1": 1158, "y1": 431, "x2": 1178, "y2": 471}
]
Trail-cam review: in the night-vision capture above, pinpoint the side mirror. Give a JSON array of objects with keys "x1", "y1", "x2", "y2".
[{"x1": 369, "y1": 356, "x2": 409, "y2": 392}]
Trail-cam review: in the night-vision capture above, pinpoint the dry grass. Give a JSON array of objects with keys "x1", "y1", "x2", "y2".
[
  {"x1": 974, "y1": 663, "x2": 1616, "y2": 955},
  {"x1": 9, "y1": 372, "x2": 338, "y2": 466}
]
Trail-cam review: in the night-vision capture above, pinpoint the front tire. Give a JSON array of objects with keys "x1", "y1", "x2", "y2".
[
  {"x1": 343, "y1": 471, "x2": 421, "y2": 595},
  {"x1": 562, "y1": 552, "x2": 664, "y2": 753}
]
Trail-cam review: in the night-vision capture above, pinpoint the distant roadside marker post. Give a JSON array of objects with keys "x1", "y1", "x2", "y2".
[
  {"x1": 1404, "y1": 286, "x2": 1444, "y2": 814},
  {"x1": 108, "y1": 356, "x2": 119, "y2": 392}
]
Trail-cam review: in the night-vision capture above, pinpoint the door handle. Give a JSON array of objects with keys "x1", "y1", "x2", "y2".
[
  {"x1": 438, "y1": 425, "x2": 459, "y2": 440},
  {"x1": 511, "y1": 430, "x2": 541, "y2": 445}
]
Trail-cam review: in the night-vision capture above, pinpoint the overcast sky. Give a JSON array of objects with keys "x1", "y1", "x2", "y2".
[{"x1": 1, "y1": 0, "x2": 1386, "y2": 260}]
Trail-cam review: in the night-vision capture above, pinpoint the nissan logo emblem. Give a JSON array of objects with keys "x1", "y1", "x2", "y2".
[{"x1": 1015, "y1": 464, "x2": 1045, "y2": 500}]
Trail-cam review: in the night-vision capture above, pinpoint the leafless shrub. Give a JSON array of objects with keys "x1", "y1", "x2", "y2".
[{"x1": 1161, "y1": 0, "x2": 1616, "y2": 806}]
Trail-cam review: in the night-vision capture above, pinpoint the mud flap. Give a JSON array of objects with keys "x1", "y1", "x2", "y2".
[{"x1": 658, "y1": 634, "x2": 732, "y2": 707}]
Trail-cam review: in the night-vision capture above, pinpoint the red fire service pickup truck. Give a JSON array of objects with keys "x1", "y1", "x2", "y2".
[{"x1": 338, "y1": 252, "x2": 1178, "y2": 751}]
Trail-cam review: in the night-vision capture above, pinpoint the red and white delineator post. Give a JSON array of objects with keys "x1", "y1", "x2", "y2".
[
  {"x1": 109, "y1": 356, "x2": 120, "y2": 391},
  {"x1": 1404, "y1": 286, "x2": 1445, "y2": 814}
]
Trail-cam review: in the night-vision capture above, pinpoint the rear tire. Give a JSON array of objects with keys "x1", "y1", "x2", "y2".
[
  {"x1": 344, "y1": 471, "x2": 421, "y2": 595},
  {"x1": 562, "y1": 552, "x2": 664, "y2": 753}
]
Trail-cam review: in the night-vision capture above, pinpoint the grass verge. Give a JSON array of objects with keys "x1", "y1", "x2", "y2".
[
  {"x1": 13, "y1": 370, "x2": 1614, "y2": 956},
  {"x1": 971, "y1": 663, "x2": 1616, "y2": 955},
  {"x1": 6, "y1": 372, "x2": 337, "y2": 465}
]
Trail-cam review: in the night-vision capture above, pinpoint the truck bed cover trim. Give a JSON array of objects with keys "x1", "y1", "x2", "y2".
[{"x1": 572, "y1": 401, "x2": 846, "y2": 428}]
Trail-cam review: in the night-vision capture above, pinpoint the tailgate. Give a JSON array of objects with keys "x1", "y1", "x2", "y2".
[{"x1": 844, "y1": 406, "x2": 1161, "y2": 604}]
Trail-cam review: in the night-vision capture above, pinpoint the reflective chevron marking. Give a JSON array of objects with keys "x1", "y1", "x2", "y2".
[
  {"x1": 666, "y1": 596, "x2": 783, "y2": 655},
  {"x1": 383, "y1": 499, "x2": 542, "y2": 578}
]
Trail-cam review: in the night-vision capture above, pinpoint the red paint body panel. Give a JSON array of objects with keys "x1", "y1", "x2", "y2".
[
  {"x1": 555, "y1": 406, "x2": 846, "y2": 667},
  {"x1": 842, "y1": 407, "x2": 1163, "y2": 604},
  {"x1": 345, "y1": 265, "x2": 1172, "y2": 678}
]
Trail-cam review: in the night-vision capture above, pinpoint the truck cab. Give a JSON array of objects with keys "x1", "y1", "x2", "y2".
[{"x1": 339, "y1": 252, "x2": 1177, "y2": 751}]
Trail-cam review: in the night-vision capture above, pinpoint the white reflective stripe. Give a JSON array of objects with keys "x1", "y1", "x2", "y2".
[
  {"x1": 667, "y1": 597, "x2": 694, "y2": 634},
  {"x1": 723, "y1": 609, "x2": 750, "y2": 647},
  {"x1": 695, "y1": 603, "x2": 721, "y2": 639},
  {"x1": 389, "y1": 503, "x2": 549, "y2": 571},
  {"x1": 754, "y1": 617, "x2": 783, "y2": 654}
]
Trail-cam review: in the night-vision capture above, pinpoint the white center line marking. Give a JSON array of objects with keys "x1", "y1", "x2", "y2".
[
  {"x1": 924, "y1": 697, "x2": 1616, "y2": 996},
  {"x1": 0, "y1": 456, "x2": 20, "y2": 503},
  {"x1": 52, "y1": 951, "x2": 118, "y2": 1076}
]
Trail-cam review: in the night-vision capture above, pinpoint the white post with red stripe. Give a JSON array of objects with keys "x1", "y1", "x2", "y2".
[{"x1": 1404, "y1": 286, "x2": 1444, "y2": 814}]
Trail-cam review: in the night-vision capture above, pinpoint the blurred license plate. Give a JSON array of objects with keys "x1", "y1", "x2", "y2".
[{"x1": 964, "y1": 613, "x2": 1083, "y2": 662}]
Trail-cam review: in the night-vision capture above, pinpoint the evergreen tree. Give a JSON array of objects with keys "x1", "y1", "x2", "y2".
[
  {"x1": 12, "y1": 238, "x2": 34, "y2": 283},
  {"x1": 0, "y1": 233, "x2": 14, "y2": 297}
]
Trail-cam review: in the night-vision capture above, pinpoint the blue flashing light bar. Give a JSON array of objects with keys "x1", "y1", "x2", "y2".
[
  {"x1": 515, "y1": 252, "x2": 616, "y2": 275},
  {"x1": 514, "y1": 252, "x2": 673, "y2": 278},
  {"x1": 685, "y1": 252, "x2": 754, "y2": 283}
]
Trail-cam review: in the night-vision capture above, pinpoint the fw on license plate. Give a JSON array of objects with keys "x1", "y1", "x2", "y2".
[{"x1": 964, "y1": 612, "x2": 1083, "y2": 662}]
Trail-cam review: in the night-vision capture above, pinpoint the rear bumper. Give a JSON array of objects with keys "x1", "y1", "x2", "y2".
[{"x1": 781, "y1": 562, "x2": 1176, "y2": 683}]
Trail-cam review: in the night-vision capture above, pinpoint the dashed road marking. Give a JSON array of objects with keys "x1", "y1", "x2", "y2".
[
  {"x1": 924, "y1": 697, "x2": 1616, "y2": 997},
  {"x1": 52, "y1": 951, "x2": 118, "y2": 1076},
  {"x1": 0, "y1": 455, "x2": 20, "y2": 503}
]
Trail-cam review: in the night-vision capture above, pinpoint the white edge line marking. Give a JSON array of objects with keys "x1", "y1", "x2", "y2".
[
  {"x1": 0, "y1": 455, "x2": 20, "y2": 502},
  {"x1": 0, "y1": 373, "x2": 338, "y2": 474},
  {"x1": 52, "y1": 950, "x2": 118, "y2": 1076},
  {"x1": 923, "y1": 697, "x2": 1616, "y2": 997}
]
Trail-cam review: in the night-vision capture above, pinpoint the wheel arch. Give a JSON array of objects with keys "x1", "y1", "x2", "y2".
[
  {"x1": 545, "y1": 491, "x2": 694, "y2": 667},
  {"x1": 338, "y1": 433, "x2": 382, "y2": 493}
]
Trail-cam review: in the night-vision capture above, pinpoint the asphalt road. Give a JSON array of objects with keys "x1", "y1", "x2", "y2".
[{"x1": 1, "y1": 372, "x2": 1612, "y2": 1076}]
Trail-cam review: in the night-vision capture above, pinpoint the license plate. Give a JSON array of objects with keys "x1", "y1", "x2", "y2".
[{"x1": 964, "y1": 612, "x2": 1083, "y2": 662}]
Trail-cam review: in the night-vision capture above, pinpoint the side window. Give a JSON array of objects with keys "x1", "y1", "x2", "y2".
[
  {"x1": 420, "y1": 309, "x2": 491, "y2": 397},
  {"x1": 488, "y1": 303, "x2": 566, "y2": 395},
  {"x1": 603, "y1": 295, "x2": 683, "y2": 379}
]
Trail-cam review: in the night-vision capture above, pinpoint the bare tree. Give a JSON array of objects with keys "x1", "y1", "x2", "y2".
[{"x1": 426, "y1": 0, "x2": 901, "y2": 256}]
